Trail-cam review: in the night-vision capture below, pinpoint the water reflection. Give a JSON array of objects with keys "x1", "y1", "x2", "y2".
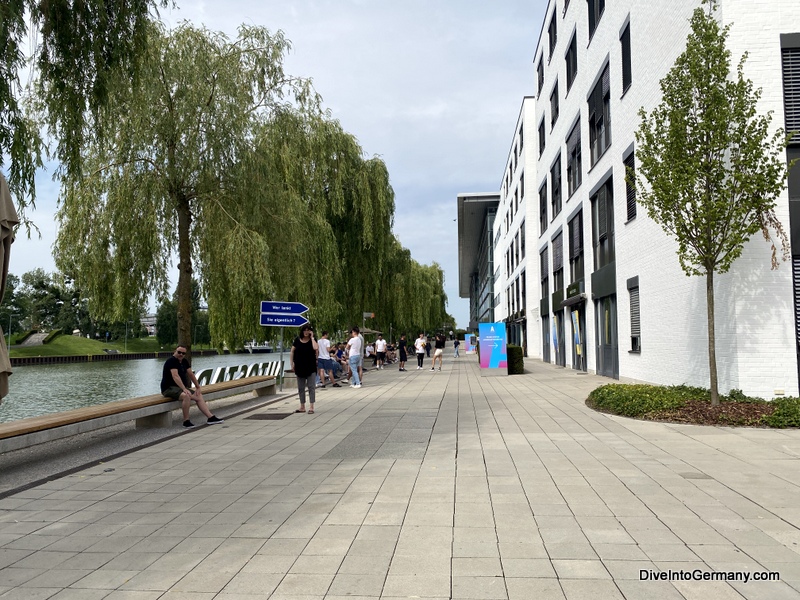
[{"x1": 0, "y1": 353, "x2": 289, "y2": 423}]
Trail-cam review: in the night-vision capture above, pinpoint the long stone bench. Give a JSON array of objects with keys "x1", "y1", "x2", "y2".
[{"x1": 0, "y1": 375, "x2": 278, "y2": 454}]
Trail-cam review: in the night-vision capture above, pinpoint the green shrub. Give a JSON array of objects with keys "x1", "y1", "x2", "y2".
[
  {"x1": 507, "y1": 345, "x2": 524, "y2": 375},
  {"x1": 43, "y1": 329, "x2": 63, "y2": 344},
  {"x1": 587, "y1": 384, "x2": 699, "y2": 417},
  {"x1": 763, "y1": 397, "x2": 800, "y2": 428}
]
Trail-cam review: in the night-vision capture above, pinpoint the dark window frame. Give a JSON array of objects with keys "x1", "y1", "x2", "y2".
[
  {"x1": 568, "y1": 210, "x2": 584, "y2": 283},
  {"x1": 566, "y1": 34, "x2": 578, "y2": 92},
  {"x1": 538, "y1": 118, "x2": 546, "y2": 156},
  {"x1": 539, "y1": 182, "x2": 548, "y2": 237},
  {"x1": 588, "y1": 64, "x2": 612, "y2": 166},
  {"x1": 588, "y1": 0, "x2": 606, "y2": 40},
  {"x1": 566, "y1": 119, "x2": 582, "y2": 197},
  {"x1": 548, "y1": 9, "x2": 558, "y2": 60},
  {"x1": 537, "y1": 58, "x2": 545, "y2": 97},
  {"x1": 591, "y1": 177, "x2": 615, "y2": 270},
  {"x1": 621, "y1": 22, "x2": 632, "y2": 94},
  {"x1": 624, "y1": 151, "x2": 636, "y2": 221},
  {"x1": 550, "y1": 81, "x2": 560, "y2": 128},
  {"x1": 551, "y1": 154, "x2": 562, "y2": 219},
  {"x1": 552, "y1": 232, "x2": 564, "y2": 293}
]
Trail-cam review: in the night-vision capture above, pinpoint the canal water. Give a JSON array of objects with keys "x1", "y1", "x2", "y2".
[{"x1": 0, "y1": 353, "x2": 289, "y2": 423}]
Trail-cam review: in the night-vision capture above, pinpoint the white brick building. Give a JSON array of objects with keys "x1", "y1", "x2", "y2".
[{"x1": 490, "y1": 0, "x2": 800, "y2": 398}]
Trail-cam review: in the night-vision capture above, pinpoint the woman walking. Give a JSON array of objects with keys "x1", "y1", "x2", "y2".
[
  {"x1": 346, "y1": 327, "x2": 363, "y2": 388},
  {"x1": 291, "y1": 324, "x2": 319, "y2": 414}
]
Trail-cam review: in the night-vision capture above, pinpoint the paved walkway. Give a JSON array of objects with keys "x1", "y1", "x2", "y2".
[{"x1": 1, "y1": 357, "x2": 799, "y2": 599}]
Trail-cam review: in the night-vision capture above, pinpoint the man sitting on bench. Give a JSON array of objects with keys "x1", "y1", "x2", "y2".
[{"x1": 161, "y1": 345, "x2": 224, "y2": 428}]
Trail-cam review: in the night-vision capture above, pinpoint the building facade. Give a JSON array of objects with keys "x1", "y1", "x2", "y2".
[
  {"x1": 458, "y1": 193, "x2": 501, "y2": 327},
  {"x1": 528, "y1": 0, "x2": 799, "y2": 397},
  {"x1": 492, "y1": 98, "x2": 538, "y2": 355},
  {"x1": 457, "y1": 0, "x2": 800, "y2": 397}
]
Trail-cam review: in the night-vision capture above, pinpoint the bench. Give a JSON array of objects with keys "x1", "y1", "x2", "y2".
[{"x1": 0, "y1": 375, "x2": 278, "y2": 454}]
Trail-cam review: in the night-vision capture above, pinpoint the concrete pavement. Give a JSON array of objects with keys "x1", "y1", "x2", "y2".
[{"x1": 1, "y1": 355, "x2": 799, "y2": 599}]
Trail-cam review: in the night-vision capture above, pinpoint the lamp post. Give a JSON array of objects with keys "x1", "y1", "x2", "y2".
[{"x1": 124, "y1": 320, "x2": 133, "y2": 353}]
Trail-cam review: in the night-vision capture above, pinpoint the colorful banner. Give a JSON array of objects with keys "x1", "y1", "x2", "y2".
[
  {"x1": 464, "y1": 335, "x2": 477, "y2": 354},
  {"x1": 479, "y1": 323, "x2": 507, "y2": 369}
]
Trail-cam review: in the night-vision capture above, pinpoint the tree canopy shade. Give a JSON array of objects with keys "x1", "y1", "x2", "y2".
[
  {"x1": 1, "y1": 0, "x2": 169, "y2": 221},
  {"x1": 633, "y1": 0, "x2": 792, "y2": 404},
  {"x1": 54, "y1": 22, "x2": 447, "y2": 351}
]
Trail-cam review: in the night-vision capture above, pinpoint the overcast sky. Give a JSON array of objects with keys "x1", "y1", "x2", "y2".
[{"x1": 11, "y1": 0, "x2": 547, "y2": 328}]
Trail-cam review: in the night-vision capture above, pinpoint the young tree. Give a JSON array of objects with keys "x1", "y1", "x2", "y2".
[{"x1": 634, "y1": 0, "x2": 791, "y2": 404}]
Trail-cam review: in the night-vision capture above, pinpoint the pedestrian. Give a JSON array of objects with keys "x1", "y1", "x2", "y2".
[
  {"x1": 453, "y1": 337, "x2": 460, "y2": 358},
  {"x1": 375, "y1": 333, "x2": 387, "y2": 369},
  {"x1": 345, "y1": 327, "x2": 363, "y2": 388},
  {"x1": 425, "y1": 337, "x2": 431, "y2": 358},
  {"x1": 398, "y1": 334, "x2": 408, "y2": 371},
  {"x1": 449, "y1": 329, "x2": 454, "y2": 341},
  {"x1": 160, "y1": 345, "x2": 223, "y2": 428},
  {"x1": 431, "y1": 332, "x2": 445, "y2": 371},
  {"x1": 414, "y1": 332, "x2": 426, "y2": 369},
  {"x1": 357, "y1": 327, "x2": 365, "y2": 382},
  {"x1": 317, "y1": 331, "x2": 340, "y2": 388},
  {"x1": 291, "y1": 324, "x2": 319, "y2": 413}
]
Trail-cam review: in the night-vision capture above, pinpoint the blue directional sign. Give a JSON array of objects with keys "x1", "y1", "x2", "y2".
[
  {"x1": 261, "y1": 301, "x2": 309, "y2": 314},
  {"x1": 260, "y1": 313, "x2": 309, "y2": 327}
]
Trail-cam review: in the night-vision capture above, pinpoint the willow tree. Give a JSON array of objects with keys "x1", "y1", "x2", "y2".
[
  {"x1": 2, "y1": 0, "x2": 168, "y2": 220},
  {"x1": 634, "y1": 0, "x2": 791, "y2": 404},
  {"x1": 240, "y1": 108, "x2": 396, "y2": 335},
  {"x1": 54, "y1": 22, "x2": 320, "y2": 351}
]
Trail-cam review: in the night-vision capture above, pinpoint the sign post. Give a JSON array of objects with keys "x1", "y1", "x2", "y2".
[
  {"x1": 260, "y1": 301, "x2": 309, "y2": 391},
  {"x1": 478, "y1": 322, "x2": 508, "y2": 371}
]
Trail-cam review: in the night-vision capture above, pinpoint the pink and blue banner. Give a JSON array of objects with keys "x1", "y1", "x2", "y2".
[{"x1": 479, "y1": 323, "x2": 507, "y2": 369}]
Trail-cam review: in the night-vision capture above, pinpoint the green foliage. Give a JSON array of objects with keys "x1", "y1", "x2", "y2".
[
  {"x1": 634, "y1": 1, "x2": 790, "y2": 277},
  {"x1": 54, "y1": 23, "x2": 448, "y2": 353},
  {"x1": 633, "y1": 1, "x2": 791, "y2": 405},
  {"x1": 763, "y1": 397, "x2": 800, "y2": 428},
  {"x1": 1, "y1": 0, "x2": 169, "y2": 223},
  {"x1": 587, "y1": 384, "x2": 700, "y2": 417},
  {"x1": 42, "y1": 329, "x2": 62, "y2": 344},
  {"x1": 155, "y1": 299, "x2": 177, "y2": 346},
  {"x1": 507, "y1": 345, "x2": 524, "y2": 375}
]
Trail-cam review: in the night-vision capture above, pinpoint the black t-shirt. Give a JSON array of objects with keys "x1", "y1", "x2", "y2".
[
  {"x1": 435, "y1": 336, "x2": 445, "y2": 349},
  {"x1": 399, "y1": 339, "x2": 407, "y2": 356},
  {"x1": 161, "y1": 356, "x2": 190, "y2": 392},
  {"x1": 292, "y1": 337, "x2": 317, "y2": 377},
  {"x1": 454, "y1": 339, "x2": 460, "y2": 347}
]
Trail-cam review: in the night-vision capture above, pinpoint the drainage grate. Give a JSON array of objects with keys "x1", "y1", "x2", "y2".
[{"x1": 245, "y1": 414, "x2": 293, "y2": 420}]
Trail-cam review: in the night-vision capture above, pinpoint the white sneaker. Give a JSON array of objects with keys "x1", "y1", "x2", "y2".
[
  {"x1": 354, "y1": 384, "x2": 362, "y2": 388},
  {"x1": 430, "y1": 368, "x2": 435, "y2": 371}
]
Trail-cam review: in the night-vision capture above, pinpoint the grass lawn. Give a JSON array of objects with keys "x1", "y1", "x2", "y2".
[{"x1": 10, "y1": 334, "x2": 182, "y2": 357}]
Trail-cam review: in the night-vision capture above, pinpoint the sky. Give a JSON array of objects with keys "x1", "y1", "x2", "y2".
[{"x1": 9, "y1": 0, "x2": 548, "y2": 329}]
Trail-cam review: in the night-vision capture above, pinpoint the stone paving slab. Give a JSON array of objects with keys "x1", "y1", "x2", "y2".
[{"x1": 1, "y1": 357, "x2": 800, "y2": 599}]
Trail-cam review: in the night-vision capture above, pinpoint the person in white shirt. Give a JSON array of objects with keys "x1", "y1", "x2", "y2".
[
  {"x1": 374, "y1": 334, "x2": 387, "y2": 369},
  {"x1": 317, "y1": 331, "x2": 340, "y2": 388},
  {"x1": 345, "y1": 327, "x2": 363, "y2": 388},
  {"x1": 414, "y1": 332, "x2": 426, "y2": 369}
]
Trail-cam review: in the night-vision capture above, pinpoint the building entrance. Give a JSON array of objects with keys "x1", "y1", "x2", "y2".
[{"x1": 595, "y1": 295, "x2": 618, "y2": 379}]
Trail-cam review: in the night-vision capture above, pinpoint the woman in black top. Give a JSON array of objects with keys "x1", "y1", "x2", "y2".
[
  {"x1": 290, "y1": 324, "x2": 319, "y2": 413},
  {"x1": 398, "y1": 334, "x2": 408, "y2": 372}
]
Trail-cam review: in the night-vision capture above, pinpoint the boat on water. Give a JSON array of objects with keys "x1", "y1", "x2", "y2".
[{"x1": 244, "y1": 340, "x2": 273, "y2": 353}]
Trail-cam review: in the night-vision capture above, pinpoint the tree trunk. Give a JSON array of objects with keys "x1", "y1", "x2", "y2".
[
  {"x1": 706, "y1": 269, "x2": 719, "y2": 405},
  {"x1": 176, "y1": 195, "x2": 193, "y2": 354}
]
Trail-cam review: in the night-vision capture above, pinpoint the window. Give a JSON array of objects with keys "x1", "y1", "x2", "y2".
[
  {"x1": 566, "y1": 34, "x2": 578, "y2": 91},
  {"x1": 548, "y1": 10, "x2": 558, "y2": 59},
  {"x1": 537, "y1": 58, "x2": 544, "y2": 96},
  {"x1": 519, "y1": 124, "x2": 524, "y2": 150},
  {"x1": 624, "y1": 152, "x2": 636, "y2": 221},
  {"x1": 520, "y1": 172, "x2": 525, "y2": 200},
  {"x1": 550, "y1": 81, "x2": 560, "y2": 127},
  {"x1": 591, "y1": 177, "x2": 615, "y2": 269},
  {"x1": 552, "y1": 232, "x2": 564, "y2": 292},
  {"x1": 630, "y1": 285, "x2": 641, "y2": 352},
  {"x1": 520, "y1": 222, "x2": 526, "y2": 258},
  {"x1": 588, "y1": 0, "x2": 605, "y2": 39},
  {"x1": 551, "y1": 154, "x2": 562, "y2": 218},
  {"x1": 540, "y1": 248, "x2": 549, "y2": 300},
  {"x1": 538, "y1": 119, "x2": 546, "y2": 156},
  {"x1": 515, "y1": 232, "x2": 520, "y2": 266},
  {"x1": 589, "y1": 65, "x2": 611, "y2": 165},
  {"x1": 521, "y1": 270, "x2": 527, "y2": 311},
  {"x1": 515, "y1": 275, "x2": 521, "y2": 312},
  {"x1": 539, "y1": 182, "x2": 548, "y2": 236},
  {"x1": 566, "y1": 120, "x2": 582, "y2": 196},
  {"x1": 568, "y1": 211, "x2": 584, "y2": 283},
  {"x1": 781, "y1": 47, "x2": 800, "y2": 140},
  {"x1": 621, "y1": 23, "x2": 632, "y2": 92}
]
